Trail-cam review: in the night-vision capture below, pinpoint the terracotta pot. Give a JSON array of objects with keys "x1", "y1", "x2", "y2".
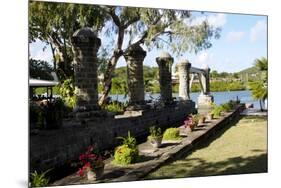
[
  {"x1": 149, "y1": 136, "x2": 163, "y2": 148},
  {"x1": 87, "y1": 165, "x2": 104, "y2": 181}
]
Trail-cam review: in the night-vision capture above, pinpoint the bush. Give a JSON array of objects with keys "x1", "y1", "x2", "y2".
[
  {"x1": 114, "y1": 131, "x2": 139, "y2": 165},
  {"x1": 30, "y1": 169, "x2": 51, "y2": 187},
  {"x1": 163, "y1": 128, "x2": 181, "y2": 141},
  {"x1": 220, "y1": 103, "x2": 232, "y2": 112},
  {"x1": 104, "y1": 101, "x2": 126, "y2": 114},
  {"x1": 211, "y1": 105, "x2": 223, "y2": 118},
  {"x1": 114, "y1": 145, "x2": 138, "y2": 165}
]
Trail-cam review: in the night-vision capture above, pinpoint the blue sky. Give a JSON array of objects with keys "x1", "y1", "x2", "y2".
[{"x1": 29, "y1": 11, "x2": 267, "y2": 73}]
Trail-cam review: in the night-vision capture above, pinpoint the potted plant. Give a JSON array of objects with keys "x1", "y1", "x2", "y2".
[
  {"x1": 147, "y1": 126, "x2": 162, "y2": 148},
  {"x1": 198, "y1": 114, "x2": 206, "y2": 125},
  {"x1": 113, "y1": 131, "x2": 139, "y2": 165},
  {"x1": 76, "y1": 145, "x2": 105, "y2": 181}
]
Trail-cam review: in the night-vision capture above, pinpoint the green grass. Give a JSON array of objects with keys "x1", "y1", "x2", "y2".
[{"x1": 145, "y1": 116, "x2": 267, "y2": 179}]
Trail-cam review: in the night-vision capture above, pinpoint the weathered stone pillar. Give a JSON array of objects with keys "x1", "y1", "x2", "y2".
[
  {"x1": 156, "y1": 52, "x2": 174, "y2": 104},
  {"x1": 124, "y1": 44, "x2": 146, "y2": 108},
  {"x1": 197, "y1": 65, "x2": 214, "y2": 114},
  {"x1": 205, "y1": 66, "x2": 211, "y2": 94},
  {"x1": 71, "y1": 27, "x2": 101, "y2": 111},
  {"x1": 178, "y1": 60, "x2": 191, "y2": 100},
  {"x1": 199, "y1": 66, "x2": 211, "y2": 94}
]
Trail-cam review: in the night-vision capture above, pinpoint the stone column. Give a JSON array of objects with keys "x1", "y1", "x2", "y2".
[
  {"x1": 178, "y1": 60, "x2": 191, "y2": 100},
  {"x1": 199, "y1": 66, "x2": 211, "y2": 94},
  {"x1": 197, "y1": 65, "x2": 214, "y2": 114},
  {"x1": 205, "y1": 66, "x2": 211, "y2": 94},
  {"x1": 156, "y1": 52, "x2": 174, "y2": 105},
  {"x1": 124, "y1": 44, "x2": 146, "y2": 109},
  {"x1": 71, "y1": 27, "x2": 101, "y2": 111}
]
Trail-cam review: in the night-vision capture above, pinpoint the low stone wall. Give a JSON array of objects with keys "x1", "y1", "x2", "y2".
[{"x1": 30, "y1": 101, "x2": 196, "y2": 172}]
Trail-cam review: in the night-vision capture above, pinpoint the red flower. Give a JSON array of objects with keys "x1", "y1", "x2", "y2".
[{"x1": 77, "y1": 168, "x2": 84, "y2": 177}]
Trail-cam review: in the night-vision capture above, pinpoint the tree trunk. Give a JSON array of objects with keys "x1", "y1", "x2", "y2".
[
  {"x1": 259, "y1": 100, "x2": 264, "y2": 112},
  {"x1": 49, "y1": 43, "x2": 57, "y2": 70},
  {"x1": 98, "y1": 53, "x2": 122, "y2": 106}
]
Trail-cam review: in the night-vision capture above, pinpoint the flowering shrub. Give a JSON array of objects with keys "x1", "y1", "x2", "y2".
[{"x1": 76, "y1": 145, "x2": 104, "y2": 177}]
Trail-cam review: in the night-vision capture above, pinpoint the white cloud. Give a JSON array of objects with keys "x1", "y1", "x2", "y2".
[
  {"x1": 187, "y1": 13, "x2": 227, "y2": 27},
  {"x1": 207, "y1": 13, "x2": 227, "y2": 27},
  {"x1": 197, "y1": 51, "x2": 214, "y2": 68},
  {"x1": 250, "y1": 20, "x2": 267, "y2": 42},
  {"x1": 226, "y1": 31, "x2": 245, "y2": 42}
]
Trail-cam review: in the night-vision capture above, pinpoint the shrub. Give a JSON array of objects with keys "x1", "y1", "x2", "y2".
[
  {"x1": 30, "y1": 169, "x2": 51, "y2": 187},
  {"x1": 114, "y1": 131, "x2": 139, "y2": 165},
  {"x1": 117, "y1": 131, "x2": 137, "y2": 149},
  {"x1": 163, "y1": 128, "x2": 181, "y2": 141},
  {"x1": 220, "y1": 103, "x2": 232, "y2": 112},
  {"x1": 59, "y1": 78, "x2": 76, "y2": 109},
  {"x1": 211, "y1": 105, "x2": 223, "y2": 118},
  {"x1": 114, "y1": 145, "x2": 138, "y2": 165},
  {"x1": 104, "y1": 101, "x2": 125, "y2": 114}
]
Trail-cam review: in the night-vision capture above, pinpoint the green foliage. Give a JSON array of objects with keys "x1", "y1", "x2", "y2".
[
  {"x1": 59, "y1": 78, "x2": 76, "y2": 109},
  {"x1": 30, "y1": 169, "x2": 51, "y2": 187},
  {"x1": 163, "y1": 128, "x2": 181, "y2": 141},
  {"x1": 148, "y1": 126, "x2": 162, "y2": 139},
  {"x1": 111, "y1": 77, "x2": 128, "y2": 95},
  {"x1": 111, "y1": 66, "x2": 161, "y2": 94},
  {"x1": 104, "y1": 101, "x2": 126, "y2": 114},
  {"x1": 114, "y1": 131, "x2": 138, "y2": 165},
  {"x1": 34, "y1": 86, "x2": 60, "y2": 95},
  {"x1": 211, "y1": 104, "x2": 223, "y2": 118},
  {"x1": 117, "y1": 131, "x2": 137, "y2": 150},
  {"x1": 248, "y1": 57, "x2": 268, "y2": 111},
  {"x1": 29, "y1": 1, "x2": 109, "y2": 78},
  {"x1": 211, "y1": 100, "x2": 238, "y2": 118},
  {"x1": 210, "y1": 81, "x2": 246, "y2": 92},
  {"x1": 220, "y1": 103, "x2": 233, "y2": 112},
  {"x1": 113, "y1": 145, "x2": 138, "y2": 165},
  {"x1": 30, "y1": 103, "x2": 44, "y2": 128},
  {"x1": 29, "y1": 59, "x2": 53, "y2": 80}
]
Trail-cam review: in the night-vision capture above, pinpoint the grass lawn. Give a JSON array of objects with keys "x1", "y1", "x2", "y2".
[{"x1": 144, "y1": 115, "x2": 267, "y2": 179}]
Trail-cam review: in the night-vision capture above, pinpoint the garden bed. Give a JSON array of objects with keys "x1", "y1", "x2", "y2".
[{"x1": 52, "y1": 105, "x2": 245, "y2": 186}]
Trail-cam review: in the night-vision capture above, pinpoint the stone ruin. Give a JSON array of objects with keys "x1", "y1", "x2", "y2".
[{"x1": 30, "y1": 27, "x2": 213, "y2": 172}]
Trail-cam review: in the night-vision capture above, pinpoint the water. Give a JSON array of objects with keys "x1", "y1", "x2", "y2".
[{"x1": 110, "y1": 90, "x2": 263, "y2": 109}]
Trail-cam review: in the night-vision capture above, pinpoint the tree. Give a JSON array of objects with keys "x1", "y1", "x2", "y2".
[
  {"x1": 29, "y1": 59, "x2": 53, "y2": 80},
  {"x1": 248, "y1": 57, "x2": 268, "y2": 111},
  {"x1": 29, "y1": 1, "x2": 109, "y2": 80},
  {"x1": 98, "y1": 6, "x2": 221, "y2": 105},
  {"x1": 29, "y1": 2, "x2": 221, "y2": 106}
]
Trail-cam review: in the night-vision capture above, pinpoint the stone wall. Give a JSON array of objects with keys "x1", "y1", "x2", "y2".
[{"x1": 30, "y1": 101, "x2": 195, "y2": 172}]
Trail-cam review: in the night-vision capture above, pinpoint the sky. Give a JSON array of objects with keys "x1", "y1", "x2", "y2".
[{"x1": 29, "y1": 10, "x2": 267, "y2": 73}]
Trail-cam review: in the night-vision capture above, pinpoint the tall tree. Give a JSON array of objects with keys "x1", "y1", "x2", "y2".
[
  {"x1": 249, "y1": 57, "x2": 268, "y2": 111},
  {"x1": 29, "y1": 2, "x2": 221, "y2": 106},
  {"x1": 29, "y1": 1, "x2": 108, "y2": 80},
  {"x1": 98, "y1": 6, "x2": 221, "y2": 105}
]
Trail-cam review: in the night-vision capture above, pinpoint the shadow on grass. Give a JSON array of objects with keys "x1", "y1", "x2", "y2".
[{"x1": 145, "y1": 153, "x2": 267, "y2": 180}]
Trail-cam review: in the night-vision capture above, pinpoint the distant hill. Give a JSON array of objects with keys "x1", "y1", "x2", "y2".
[{"x1": 237, "y1": 66, "x2": 262, "y2": 82}]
